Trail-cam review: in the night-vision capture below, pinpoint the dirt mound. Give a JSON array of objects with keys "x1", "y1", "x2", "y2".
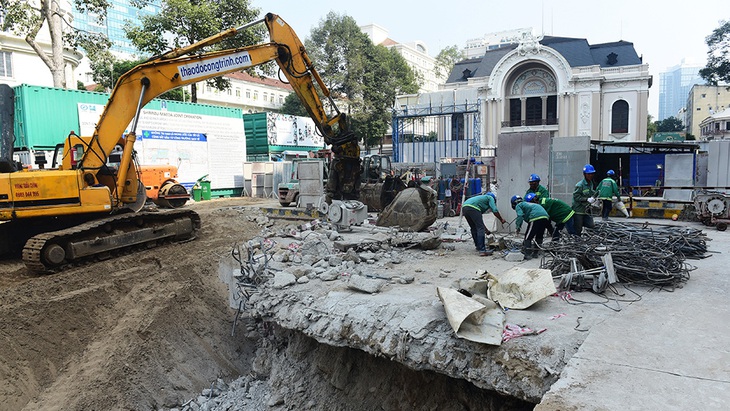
[{"x1": 0, "y1": 198, "x2": 270, "y2": 410}]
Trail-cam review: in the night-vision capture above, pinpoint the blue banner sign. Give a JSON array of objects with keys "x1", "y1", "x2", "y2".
[{"x1": 141, "y1": 130, "x2": 207, "y2": 141}]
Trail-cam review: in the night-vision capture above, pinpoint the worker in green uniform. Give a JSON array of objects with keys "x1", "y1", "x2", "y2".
[
  {"x1": 462, "y1": 192, "x2": 507, "y2": 256},
  {"x1": 572, "y1": 164, "x2": 599, "y2": 235},
  {"x1": 526, "y1": 192, "x2": 576, "y2": 240},
  {"x1": 526, "y1": 173, "x2": 550, "y2": 202},
  {"x1": 597, "y1": 169, "x2": 620, "y2": 221},
  {"x1": 512, "y1": 195, "x2": 550, "y2": 259}
]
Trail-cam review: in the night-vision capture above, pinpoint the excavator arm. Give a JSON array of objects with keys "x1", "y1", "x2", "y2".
[{"x1": 79, "y1": 13, "x2": 359, "y2": 205}]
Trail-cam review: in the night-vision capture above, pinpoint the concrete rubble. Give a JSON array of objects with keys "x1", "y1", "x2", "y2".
[{"x1": 197, "y1": 209, "x2": 729, "y2": 410}]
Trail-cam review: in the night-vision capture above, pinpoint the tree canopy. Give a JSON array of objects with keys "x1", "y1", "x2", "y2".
[
  {"x1": 434, "y1": 45, "x2": 464, "y2": 80},
  {"x1": 2, "y1": 0, "x2": 111, "y2": 88},
  {"x1": 699, "y1": 20, "x2": 730, "y2": 85},
  {"x1": 305, "y1": 12, "x2": 418, "y2": 149},
  {"x1": 125, "y1": 0, "x2": 264, "y2": 102},
  {"x1": 280, "y1": 93, "x2": 308, "y2": 117},
  {"x1": 655, "y1": 116, "x2": 684, "y2": 132}
]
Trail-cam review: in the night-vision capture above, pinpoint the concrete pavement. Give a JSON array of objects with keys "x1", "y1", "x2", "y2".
[{"x1": 536, "y1": 221, "x2": 730, "y2": 410}]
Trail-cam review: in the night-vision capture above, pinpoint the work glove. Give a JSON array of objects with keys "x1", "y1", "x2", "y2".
[
  {"x1": 587, "y1": 197, "x2": 595, "y2": 204},
  {"x1": 612, "y1": 196, "x2": 618, "y2": 202}
]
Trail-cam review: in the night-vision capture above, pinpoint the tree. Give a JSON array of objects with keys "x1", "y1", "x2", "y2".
[
  {"x1": 280, "y1": 93, "x2": 308, "y2": 117},
  {"x1": 699, "y1": 20, "x2": 730, "y2": 86},
  {"x1": 655, "y1": 116, "x2": 684, "y2": 132},
  {"x1": 305, "y1": 12, "x2": 418, "y2": 149},
  {"x1": 1, "y1": 0, "x2": 111, "y2": 88},
  {"x1": 434, "y1": 45, "x2": 464, "y2": 80},
  {"x1": 646, "y1": 114, "x2": 657, "y2": 141},
  {"x1": 125, "y1": 0, "x2": 265, "y2": 102}
]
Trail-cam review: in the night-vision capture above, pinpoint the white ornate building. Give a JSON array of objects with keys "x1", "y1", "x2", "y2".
[
  {"x1": 699, "y1": 108, "x2": 730, "y2": 140},
  {"x1": 441, "y1": 33, "x2": 652, "y2": 147}
]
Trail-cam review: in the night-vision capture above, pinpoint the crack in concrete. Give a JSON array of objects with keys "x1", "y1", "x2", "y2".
[{"x1": 573, "y1": 355, "x2": 730, "y2": 383}]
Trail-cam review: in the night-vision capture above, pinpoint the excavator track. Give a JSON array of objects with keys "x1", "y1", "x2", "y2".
[{"x1": 22, "y1": 209, "x2": 201, "y2": 273}]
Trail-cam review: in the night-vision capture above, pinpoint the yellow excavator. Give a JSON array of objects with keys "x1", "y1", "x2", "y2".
[{"x1": 0, "y1": 13, "x2": 360, "y2": 272}]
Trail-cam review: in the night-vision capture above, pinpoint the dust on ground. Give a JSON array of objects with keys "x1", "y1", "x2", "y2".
[{"x1": 0, "y1": 198, "x2": 272, "y2": 411}]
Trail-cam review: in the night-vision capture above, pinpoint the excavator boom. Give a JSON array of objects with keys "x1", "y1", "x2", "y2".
[{"x1": 0, "y1": 13, "x2": 362, "y2": 271}]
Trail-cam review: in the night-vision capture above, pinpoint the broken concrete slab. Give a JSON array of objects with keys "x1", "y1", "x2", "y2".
[{"x1": 347, "y1": 274, "x2": 387, "y2": 294}]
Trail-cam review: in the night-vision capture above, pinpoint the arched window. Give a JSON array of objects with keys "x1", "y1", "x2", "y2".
[
  {"x1": 611, "y1": 100, "x2": 629, "y2": 133},
  {"x1": 504, "y1": 67, "x2": 558, "y2": 127}
]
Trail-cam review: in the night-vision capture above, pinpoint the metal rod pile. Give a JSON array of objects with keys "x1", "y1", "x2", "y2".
[{"x1": 540, "y1": 221, "x2": 708, "y2": 288}]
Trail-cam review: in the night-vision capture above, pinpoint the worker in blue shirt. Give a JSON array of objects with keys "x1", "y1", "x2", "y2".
[
  {"x1": 512, "y1": 194, "x2": 550, "y2": 259},
  {"x1": 462, "y1": 192, "x2": 507, "y2": 256}
]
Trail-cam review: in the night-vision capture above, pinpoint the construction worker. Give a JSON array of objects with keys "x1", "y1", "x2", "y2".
[
  {"x1": 449, "y1": 176, "x2": 463, "y2": 214},
  {"x1": 526, "y1": 192, "x2": 576, "y2": 240},
  {"x1": 598, "y1": 169, "x2": 620, "y2": 220},
  {"x1": 572, "y1": 164, "x2": 599, "y2": 235},
  {"x1": 512, "y1": 195, "x2": 550, "y2": 259},
  {"x1": 526, "y1": 173, "x2": 550, "y2": 201},
  {"x1": 463, "y1": 192, "x2": 507, "y2": 256}
]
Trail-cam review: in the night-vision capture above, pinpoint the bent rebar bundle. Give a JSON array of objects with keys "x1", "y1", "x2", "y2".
[{"x1": 541, "y1": 221, "x2": 708, "y2": 289}]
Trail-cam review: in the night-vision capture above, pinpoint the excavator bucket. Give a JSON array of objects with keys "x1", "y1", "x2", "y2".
[
  {"x1": 359, "y1": 176, "x2": 408, "y2": 211},
  {"x1": 376, "y1": 186, "x2": 438, "y2": 232}
]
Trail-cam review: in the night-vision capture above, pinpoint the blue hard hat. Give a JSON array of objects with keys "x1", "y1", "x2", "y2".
[
  {"x1": 607, "y1": 169, "x2": 615, "y2": 176},
  {"x1": 583, "y1": 164, "x2": 596, "y2": 174},
  {"x1": 510, "y1": 195, "x2": 523, "y2": 209},
  {"x1": 486, "y1": 192, "x2": 496, "y2": 201},
  {"x1": 528, "y1": 173, "x2": 541, "y2": 182},
  {"x1": 525, "y1": 192, "x2": 537, "y2": 203}
]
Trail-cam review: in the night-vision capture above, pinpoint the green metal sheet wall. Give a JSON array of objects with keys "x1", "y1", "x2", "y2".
[
  {"x1": 243, "y1": 112, "x2": 269, "y2": 155},
  {"x1": 13, "y1": 84, "x2": 243, "y2": 150}
]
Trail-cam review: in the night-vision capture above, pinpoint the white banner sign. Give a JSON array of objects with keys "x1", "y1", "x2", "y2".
[
  {"x1": 77, "y1": 103, "x2": 245, "y2": 190},
  {"x1": 267, "y1": 113, "x2": 324, "y2": 147}
]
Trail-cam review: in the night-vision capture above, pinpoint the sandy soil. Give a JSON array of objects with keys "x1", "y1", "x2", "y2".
[{"x1": 0, "y1": 197, "x2": 272, "y2": 411}]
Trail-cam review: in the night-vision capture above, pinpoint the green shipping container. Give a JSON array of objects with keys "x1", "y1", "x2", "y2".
[
  {"x1": 12, "y1": 84, "x2": 243, "y2": 151},
  {"x1": 243, "y1": 112, "x2": 325, "y2": 159}
]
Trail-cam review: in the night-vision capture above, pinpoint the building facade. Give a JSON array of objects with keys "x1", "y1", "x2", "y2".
[
  {"x1": 441, "y1": 34, "x2": 651, "y2": 147},
  {"x1": 0, "y1": 0, "x2": 82, "y2": 88},
  {"x1": 195, "y1": 72, "x2": 293, "y2": 114},
  {"x1": 699, "y1": 108, "x2": 730, "y2": 140},
  {"x1": 686, "y1": 85, "x2": 730, "y2": 139},
  {"x1": 658, "y1": 61, "x2": 703, "y2": 121},
  {"x1": 360, "y1": 23, "x2": 445, "y2": 93}
]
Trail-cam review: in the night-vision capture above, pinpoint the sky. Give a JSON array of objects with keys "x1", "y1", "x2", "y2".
[{"x1": 252, "y1": 0, "x2": 727, "y2": 118}]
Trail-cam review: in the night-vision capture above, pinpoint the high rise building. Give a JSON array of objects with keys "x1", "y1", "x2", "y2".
[
  {"x1": 72, "y1": 0, "x2": 161, "y2": 57},
  {"x1": 658, "y1": 61, "x2": 704, "y2": 121}
]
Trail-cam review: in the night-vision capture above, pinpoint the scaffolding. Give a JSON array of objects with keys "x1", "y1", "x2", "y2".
[{"x1": 391, "y1": 96, "x2": 481, "y2": 163}]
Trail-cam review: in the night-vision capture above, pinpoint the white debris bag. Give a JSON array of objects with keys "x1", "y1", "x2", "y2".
[
  {"x1": 436, "y1": 287, "x2": 505, "y2": 345},
  {"x1": 487, "y1": 267, "x2": 557, "y2": 309}
]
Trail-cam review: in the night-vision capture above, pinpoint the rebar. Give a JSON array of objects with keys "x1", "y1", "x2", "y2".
[{"x1": 540, "y1": 220, "x2": 706, "y2": 288}]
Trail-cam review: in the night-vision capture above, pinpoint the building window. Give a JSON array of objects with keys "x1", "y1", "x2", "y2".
[
  {"x1": 235, "y1": 88, "x2": 241, "y2": 97},
  {"x1": 611, "y1": 100, "x2": 629, "y2": 134},
  {"x1": 253, "y1": 91, "x2": 258, "y2": 100},
  {"x1": 246, "y1": 89, "x2": 251, "y2": 98},
  {"x1": 279, "y1": 95, "x2": 284, "y2": 104},
  {"x1": 509, "y1": 99, "x2": 521, "y2": 126},
  {"x1": 525, "y1": 97, "x2": 542, "y2": 126},
  {"x1": 451, "y1": 113, "x2": 465, "y2": 140},
  {"x1": 701, "y1": 94, "x2": 706, "y2": 98},
  {"x1": 227, "y1": 88, "x2": 232, "y2": 95},
  {"x1": 205, "y1": 86, "x2": 212, "y2": 93},
  {"x1": 0, "y1": 51, "x2": 13, "y2": 78}
]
